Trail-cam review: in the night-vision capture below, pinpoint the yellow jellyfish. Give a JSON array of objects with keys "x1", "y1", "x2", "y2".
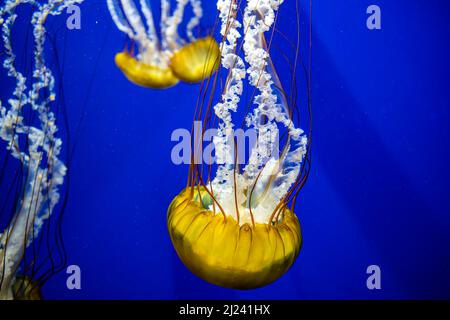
[
  {"x1": 107, "y1": 0, "x2": 220, "y2": 89},
  {"x1": 167, "y1": 0, "x2": 311, "y2": 289}
]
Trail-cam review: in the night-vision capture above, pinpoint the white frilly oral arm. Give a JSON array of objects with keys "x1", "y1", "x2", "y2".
[
  {"x1": 211, "y1": 0, "x2": 246, "y2": 195},
  {"x1": 160, "y1": 0, "x2": 170, "y2": 50},
  {"x1": 107, "y1": 0, "x2": 136, "y2": 40},
  {"x1": 242, "y1": 0, "x2": 307, "y2": 207},
  {"x1": 164, "y1": 0, "x2": 189, "y2": 50},
  {"x1": 0, "y1": 0, "x2": 72, "y2": 300}
]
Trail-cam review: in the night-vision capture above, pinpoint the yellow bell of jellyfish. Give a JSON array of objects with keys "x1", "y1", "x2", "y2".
[
  {"x1": 167, "y1": 0, "x2": 310, "y2": 290},
  {"x1": 170, "y1": 37, "x2": 221, "y2": 83},
  {"x1": 115, "y1": 52, "x2": 179, "y2": 89},
  {"x1": 167, "y1": 187, "x2": 301, "y2": 290}
]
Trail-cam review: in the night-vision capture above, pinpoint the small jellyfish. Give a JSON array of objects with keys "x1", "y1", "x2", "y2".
[
  {"x1": 107, "y1": 0, "x2": 220, "y2": 89},
  {"x1": 167, "y1": 0, "x2": 311, "y2": 289}
]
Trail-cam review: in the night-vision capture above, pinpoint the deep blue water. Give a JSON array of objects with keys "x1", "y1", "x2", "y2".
[{"x1": 1, "y1": 0, "x2": 450, "y2": 299}]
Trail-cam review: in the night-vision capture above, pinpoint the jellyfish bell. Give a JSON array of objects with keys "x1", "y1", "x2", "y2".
[
  {"x1": 168, "y1": 187, "x2": 301, "y2": 289},
  {"x1": 108, "y1": 0, "x2": 221, "y2": 88}
]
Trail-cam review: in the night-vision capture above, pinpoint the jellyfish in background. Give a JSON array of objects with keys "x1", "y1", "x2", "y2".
[
  {"x1": 107, "y1": 0, "x2": 221, "y2": 89},
  {"x1": 0, "y1": 0, "x2": 83, "y2": 299},
  {"x1": 168, "y1": 0, "x2": 312, "y2": 289}
]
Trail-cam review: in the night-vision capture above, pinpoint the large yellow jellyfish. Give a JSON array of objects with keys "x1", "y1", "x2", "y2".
[
  {"x1": 107, "y1": 0, "x2": 221, "y2": 88},
  {"x1": 0, "y1": 0, "x2": 77, "y2": 300},
  {"x1": 168, "y1": 0, "x2": 311, "y2": 289}
]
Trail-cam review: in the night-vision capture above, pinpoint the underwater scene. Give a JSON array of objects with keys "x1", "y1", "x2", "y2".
[{"x1": 0, "y1": 0, "x2": 449, "y2": 301}]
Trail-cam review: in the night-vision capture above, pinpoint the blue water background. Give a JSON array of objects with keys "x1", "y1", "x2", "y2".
[{"x1": 1, "y1": 0, "x2": 449, "y2": 299}]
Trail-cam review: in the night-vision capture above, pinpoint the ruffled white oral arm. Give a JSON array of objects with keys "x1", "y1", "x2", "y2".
[
  {"x1": 163, "y1": 0, "x2": 189, "y2": 50},
  {"x1": 139, "y1": 0, "x2": 158, "y2": 45},
  {"x1": 0, "y1": 0, "x2": 74, "y2": 299},
  {"x1": 242, "y1": 0, "x2": 307, "y2": 211}
]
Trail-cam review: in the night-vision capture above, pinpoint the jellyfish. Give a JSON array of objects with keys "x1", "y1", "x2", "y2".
[
  {"x1": 0, "y1": 0, "x2": 81, "y2": 299},
  {"x1": 107, "y1": 0, "x2": 221, "y2": 88},
  {"x1": 168, "y1": 0, "x2": 312, "y2": 289}
]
